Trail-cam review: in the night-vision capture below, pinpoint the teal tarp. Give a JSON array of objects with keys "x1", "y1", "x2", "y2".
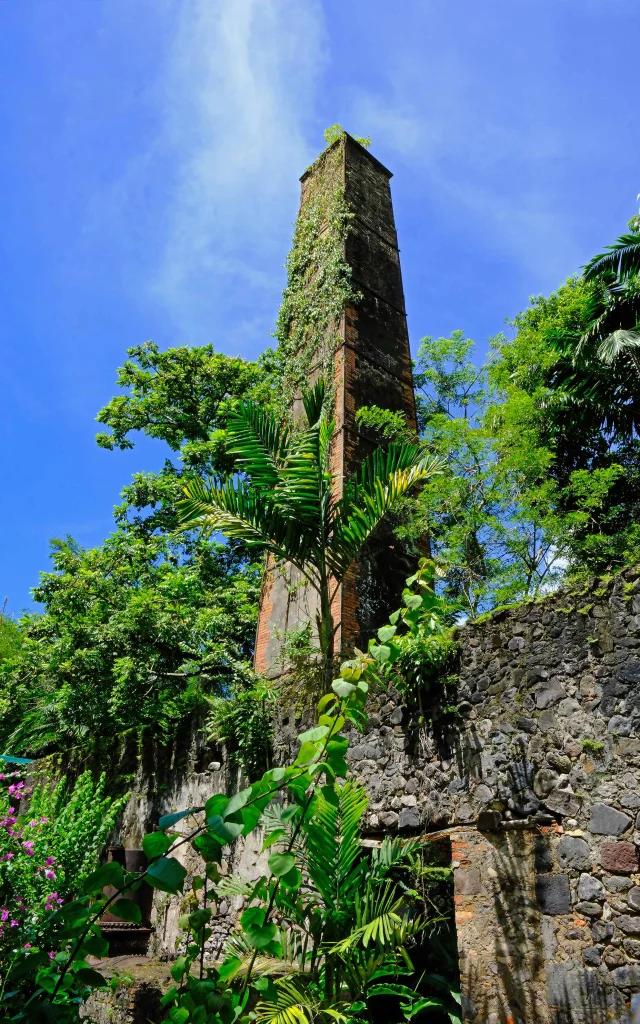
[{"x1": 0, "y1": 754, "x2": 34, "y2": 764}]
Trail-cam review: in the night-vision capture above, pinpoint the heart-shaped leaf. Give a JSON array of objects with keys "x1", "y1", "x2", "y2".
[
  {"x1": 225, "y1": 787, "x2": 252, "y2": 816},
  {"x1": 109, "y1": 899, "x2": 142, "y2": 923},
  {"x1": 377, "y1": 624, "x2": 397, "y2": 642},
  {"x1": 297, "y1": 725, "x2": 329, "y2": 744},
  {"x1": 75, "y1": 967, "x2": 107, "y2": 988},
  {"x1": 146, "y1": 857, "x2": 187, "y2": 894},
  {"x1": 281, "y1": 866, "x2": 302, "y2": 890},
  {"x1": 158, "y1": 806, "x2": 203, "y2": 832},
  {"x1": 268, "y1": 852, "x2": 296, "y2": 878},
  {"x1": 142, "y1": 831, "x2": 173, "y2": 860},
  {"x1": 207, "y1": 815, "x2": 243, "y2": 844},
  {"x1": 82, "y1": 862, "x2": 124, "y2": 894},
  {"x1": 332, "y1": 679, "x2": 356, "y2": 699}
]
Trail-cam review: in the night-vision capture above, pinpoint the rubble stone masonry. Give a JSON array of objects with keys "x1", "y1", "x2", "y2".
[{"x1": 274, "y1": 566, "x2": 640, "y2": 1022}]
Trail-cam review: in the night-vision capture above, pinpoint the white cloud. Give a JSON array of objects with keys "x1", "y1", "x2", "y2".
[
  {"x1": 151, "y1": 0, "x2": 325, "y2": 348},
  {"x1": 350, "y1": 54, "x2": 584, "y2": 288}
]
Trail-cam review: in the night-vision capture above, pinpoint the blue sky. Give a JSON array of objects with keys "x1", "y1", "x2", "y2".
[{"x1": 1, "y1": 0, "x2": 639, "y2": 613}]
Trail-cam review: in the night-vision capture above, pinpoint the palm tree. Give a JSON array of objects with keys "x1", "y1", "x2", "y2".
[
  {"x1": 178, "y1": 383, "x2": 441, "y2": 685},
  {"x1": 579, "y1": 231, "x2": 640, "y2": 373},
  {"x1": 218, "y1": 781, "x2": 461, "y2": 1023}
]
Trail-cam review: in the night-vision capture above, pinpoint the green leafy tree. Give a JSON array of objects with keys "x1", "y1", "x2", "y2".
[
  {"x1": 1, "y1": 531, "x2": 260, "y2": 755},
  {"x1": 2, "y1": 341, "x2": 276, "y2": 755},
  {"x1": 361, "y1": 333, "x2": 565, "y2": 616},
  {"x1": 178, "y1": 382, "x2": 441, "y2": 684},
  {"x1": 579, "y1": 230, "x2": 640, "y2": 369},
  {"x1": 490, "y1": 280, "x2": 640, "y2": 579}
]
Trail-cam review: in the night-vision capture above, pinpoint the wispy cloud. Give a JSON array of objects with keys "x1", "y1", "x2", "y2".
[
  {"x1": 150, "y1": 0, "x2": 325, "y2": 350},
  {"x1": 350, "y1": 49, "x2": 584, "y2": 289}
]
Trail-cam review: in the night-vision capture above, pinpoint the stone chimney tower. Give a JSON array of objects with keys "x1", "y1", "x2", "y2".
[{"x1": 254, "y1": 133, "x2": 418, "y2": 678}]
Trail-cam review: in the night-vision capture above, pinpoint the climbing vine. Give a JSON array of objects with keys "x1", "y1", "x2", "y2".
[{"x1": 274, "y1": 138, "x2": 360, "y2": 415}]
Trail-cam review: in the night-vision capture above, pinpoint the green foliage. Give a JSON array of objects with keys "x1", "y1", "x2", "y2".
[
  {"x1": 490, "y1": 278, "x2": 640, "y2": 580},
  {"x1": 368, "y1": 560, "x2": 457, "y2": 699},
  {"x1": 0, "y1": 657, "x2": 459, "y2": 1023},
  {"x1": 580, "y1": 230, "x2": 640, "y2": 365},
  {"x1": 580, "y1": 738, "x2": 605, "y2": 755},
  {"x1": 1, "y1": 533, "x2": 260, "y2": 755},
  {"x1": 95, "y1": 340, "x2": 273, "y2": 468},
  {"x1": 0, "y1": 770, "x2": 125, "y2": 1015},
  {"x1": 179, "y1": 381, "x2": 442, "y2": 684},
  {"x1": 391, "y1": 331, "x2": 566, "y2": 615},
  {"x1": 323, "y1": 124, "x2": 372, "y2": 149},
  {"x1": 274, "y1": 143, "x2": 359, "y2": 414},
  {"x1": 1, "y1": 341, "x2": 274, "y2": 756},
  {"x1": 359, "y1": 286, "x2": 640, "y2": 616},
  {"x1": 206, "y1": 678, "x2": 279, "y2": 780}
]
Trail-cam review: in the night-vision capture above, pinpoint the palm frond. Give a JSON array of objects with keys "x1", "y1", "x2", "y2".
[
  {"x1": 305, "y1": 782, "x2": 368, "y2": 913},
  {"x1": 254, "y1": 977, "x2": 316, "y2": 1024},
  {"x1": 329, "y1": 880, "x2": 425, "y2": 954},
  {"x1": 227, "y1": 400, "x2": 289, "y2": 488},
  {"x1": 178, "y1": 477, "x2": 317, "y2": 573},
  {"x1": 369, "y1": 836, "x2": 421, "y2": 878},
  {"x1": 583, "y1": 232, "x2": 640, "y2": 282},
  {"x1": 277, "y1": 421, "x2": 325, "y2": 528},
  {"x1": 301, "y1": 382, "x2": 327, "y2": 428},
  {"x1": 329, "y1": 452, "x2": 442, "y2": 578},
  {"x1": 597, "y1": 329, "x2": 640, "y2": 365}
]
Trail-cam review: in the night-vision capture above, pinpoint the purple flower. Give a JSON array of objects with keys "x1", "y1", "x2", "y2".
[
  {"x1": 1, "y1": 909, "x2": 8, "y2": 922},
  {"x1": 21, "y1": 841, "x2": 35, "y2": 856}
]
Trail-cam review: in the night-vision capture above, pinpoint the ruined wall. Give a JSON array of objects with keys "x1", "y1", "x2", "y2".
[
  {"x1": 274, "y1": 566, "x2": 640, "y2": 1022},
  {"x1": 72, "y1": 565, "x2": 640, "y2": 1023}
]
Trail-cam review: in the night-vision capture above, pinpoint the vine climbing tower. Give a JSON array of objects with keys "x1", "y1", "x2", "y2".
[{"x1": 254, "y1": 133, "x2": 418, "y2": 678}]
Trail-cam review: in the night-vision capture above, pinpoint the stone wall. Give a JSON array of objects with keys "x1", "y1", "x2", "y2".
[
  {"x1": 274, "y1": 566, "x2": 640, "y2": 1022},
  {"x1": 68, "y1": 565, "x2": 640, "y2": 1022}
]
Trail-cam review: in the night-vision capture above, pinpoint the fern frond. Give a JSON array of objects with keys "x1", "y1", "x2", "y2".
[{"x1": 254, "y1": 977, "x2": 315, "y2": 1024}]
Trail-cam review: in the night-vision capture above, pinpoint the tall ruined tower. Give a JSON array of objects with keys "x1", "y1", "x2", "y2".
[{"x1": 255, "y1": 133, "x2": 417, "y2": 678}]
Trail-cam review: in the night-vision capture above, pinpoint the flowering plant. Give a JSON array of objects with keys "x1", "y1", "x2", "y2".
[{"x1": 0, "y1": 769, "x2": 126, "y2": 1010}]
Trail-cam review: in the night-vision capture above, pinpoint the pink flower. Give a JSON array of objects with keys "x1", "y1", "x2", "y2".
[
  {"x1": 39, "y1": 817, "x2": 48, "y2": 824},
  {"x1": 45, "y1": 856, "x2": 55, "y2": 866},
  {"x1": 1, "y1": 909, "x2": 8, "y2": 922},
  {"x1": 44, "y1": 870, "x2": 56, "y2": 880},
  {"x1": 22, "y1": 841, "x2": 35, "y2": 856},
  {"x1": 5, "y1": 852, "x2": 14, "y2": 860},
  {"x1": 23, "y1": 942, "x2": 31, "y2": 948},
  {"x1": 29, "y1": 819, "x2": 38, "y2": 827},
  {"x1": 10, "y1": 919, "x2": 18, "y2": 928}
]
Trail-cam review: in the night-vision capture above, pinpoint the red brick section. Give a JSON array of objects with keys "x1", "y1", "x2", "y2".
[
  {"x1": 254, "y1": 558, "x2": 276, "y2": 677},
  {"x1": 254, "y1": 134, "x2": 419, "y2": 674}
]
